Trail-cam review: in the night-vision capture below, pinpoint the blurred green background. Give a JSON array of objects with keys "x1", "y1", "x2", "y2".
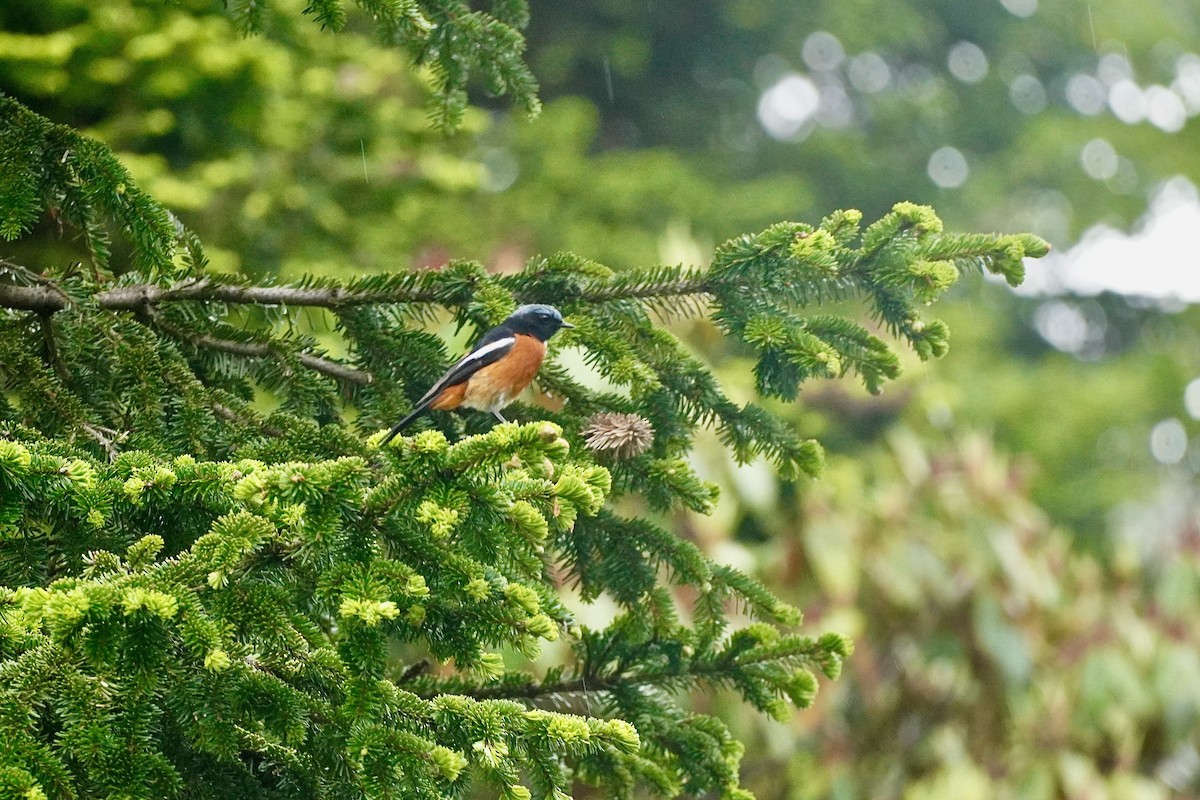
[{"x1": 3, "y1": 0, "x2": 1200, "y2": 796}]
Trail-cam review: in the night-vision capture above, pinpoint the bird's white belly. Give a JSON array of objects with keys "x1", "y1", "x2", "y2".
[{"x1": 461, "y1": 384, "x2": 513, "y2": 412}]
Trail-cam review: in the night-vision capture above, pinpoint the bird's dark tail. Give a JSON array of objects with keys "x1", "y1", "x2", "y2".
[{"x1": 379, "y1": 406, "x2": 425, "y2": 446}]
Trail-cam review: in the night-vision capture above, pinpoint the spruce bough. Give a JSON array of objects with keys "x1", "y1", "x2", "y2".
[{"x1": 0, "y1": 90, "x2": 1047, "y2": 799}]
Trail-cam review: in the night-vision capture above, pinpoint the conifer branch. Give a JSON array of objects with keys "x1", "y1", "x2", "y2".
[
  {"x1": 417, "y1": 637, "x2": 833, "y2": 703},
  {"x1": 575, "y1": 273, "x2": 713, "y2": 303},
  {"x1": 98, "y1": 278, "x2": 447, "y2": 311},
  {"x1": 0, "y1": 224, "x2": 1044, "y2": 320},
  {"x1": 210, "y1": 402, "x2": 284, "y2": 437},
  {"x1": 0, "y1": 275, "x2": 448, "y2": 314},
  {"x1": 0, "y1": 265, "x2": 779, "y2": 317}
]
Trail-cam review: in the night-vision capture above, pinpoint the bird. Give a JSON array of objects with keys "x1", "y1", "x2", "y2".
[{"x1": 380, "y1": 304, "x2": 574, "y2": 444}]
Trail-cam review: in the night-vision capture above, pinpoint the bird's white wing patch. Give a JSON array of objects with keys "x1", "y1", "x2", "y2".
[
  {"x1": 458, "y1": 336, "x2": 516, "y2": 368},
  {"x1": 414, "y1": 335, "x2": 518, "y2": 405}
]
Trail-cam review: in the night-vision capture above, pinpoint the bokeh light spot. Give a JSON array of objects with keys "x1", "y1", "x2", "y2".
[
  {"x1": 947, "y1": 42, "x2": 989, "y2": 84},
  {"x1": 801, "y1": 31, "x2": 845, "y2": 72},
  {"x1": 757, "y1": 73, "x2": 820, "y2": 139},
  {"x1": 1174, "y1": 53, "x2": 1200, "y2": 112},
  {"x1": 479, "y1": 148, "x2": 519, "y2": 193},
  {"x1": 848, "y1": 52, "x2": 891, "y2": 93},
  {"x1": 1009, "y1": 74, "x2": 1047, "y2": 114},
  {"x1": 1080, "y1": 138, "x2": 1118, "y2": 181},
  {"x1": 1098, "y1": 52, "x2": 1134, "y2": 86},
  {"x1": 1185, "y1": 378, "x2": 1200, "y2": 419},
  {"x1": 1109, "y1": 79, "x2": 1148, "y2": 123},
  {"x1": 999, "y1": 0, "x2": 1037, "y2": 17},
  {"x1": 1150, "y1": 418, "x2": 1188, "y2": 465},
  {"x1": 1145, "y1": 85, "x2": 1187, "y2": 132},
  {"x1": 927, "y1": 146, "x2": 969, "y2": 188},
  {"x1": 1066, "y1": 73, "x2": 1106, "y2": 115},
  {"x1": 1033, "y1": 299, "x2": 1107, "y2": 358},
  {"x1": 817, "y1": 82, "x2": 854, "y2": 128}
]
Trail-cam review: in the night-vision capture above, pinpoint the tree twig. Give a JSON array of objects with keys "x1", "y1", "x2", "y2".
[
  {"x1": 187, "y1": 332, "x2": 373, "y2": 385},
  {"x1": 138, "y1": 303, "x2": 374, "y2": 386},
  {"x1": 418, "y1": 644, "x2": 821, "y2": 704},
  {"x1": 80, "y1": 422, "x2": 127, "y2": 462},
  {"x1": 211, "y1": 403, "x2": 284, "y2": 438}
]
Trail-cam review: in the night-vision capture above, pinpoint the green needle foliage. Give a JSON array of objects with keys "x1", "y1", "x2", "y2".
[
  {"x1": 232, "y1": 0, "x2": 540, "y2": 130},
  {"x1": 0, "y1": 50, "x2": 1047, "y2": 800}
]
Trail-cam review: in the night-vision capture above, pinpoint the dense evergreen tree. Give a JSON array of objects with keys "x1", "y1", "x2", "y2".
[{"x1": 0, "y1": 4, "x2": 1050, "y2": 793}]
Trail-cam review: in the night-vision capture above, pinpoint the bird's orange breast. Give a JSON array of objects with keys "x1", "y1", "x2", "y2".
[
  {"x1": 428, "y1": 381, "x2": 467, "y2": 411},
  {"x1": 460, "y1": 334, "x2": 546, "y2": 412}
]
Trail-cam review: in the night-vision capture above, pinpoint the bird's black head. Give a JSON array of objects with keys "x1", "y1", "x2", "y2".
[{"x1": 505, "y1": 304, "x2": 574, "y2": 341}]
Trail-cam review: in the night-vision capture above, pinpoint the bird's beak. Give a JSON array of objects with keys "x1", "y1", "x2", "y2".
[{"x1": 560, "y1": 321, "x2": 576, "y2": 329}]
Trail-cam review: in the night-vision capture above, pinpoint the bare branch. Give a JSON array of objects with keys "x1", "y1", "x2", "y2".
[
  {"x1": 124, "y1": 298, "x2": 372, "y2": 387},
  {"x1": 2, "y1": 265, "x2": 375, "y2": 389},
  {"x1": 95, "y1": 278, "x2": 429, "y2": 311},
  {"x1": 189, "y1": 333, "x2": 372, "y2": 385},
  {"x1": 211, "y1": 403, "x2": 284, "y2": 437},
  {"x1": 0, "y1": 281, "x2": 71, "y2": 312},
  {"x1": 80, "y1": 422, "x2": 127, "y2": 462}
]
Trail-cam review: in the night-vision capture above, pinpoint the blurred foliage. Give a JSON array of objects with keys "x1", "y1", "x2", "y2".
[
  {"x1": 0, "y1": 0, "x2": 484, "y2": 275},
  {"x1": 0, "y1": 0, "x2": 809, "y2": 279},
  {"x1": 707, "y1": 430, "x2": 1200, "y2": 799},
  {"x1": 525, "y1": 0, "x2": 1200, "y2": 241},
  {"x1": 930, "y1": 284, "x2": 1200, "y2": 543}
]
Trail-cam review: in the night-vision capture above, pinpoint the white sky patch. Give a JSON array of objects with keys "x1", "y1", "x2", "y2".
[{"x1": 1017, "y1": 177, "x2": 1200, "y2": 303}]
